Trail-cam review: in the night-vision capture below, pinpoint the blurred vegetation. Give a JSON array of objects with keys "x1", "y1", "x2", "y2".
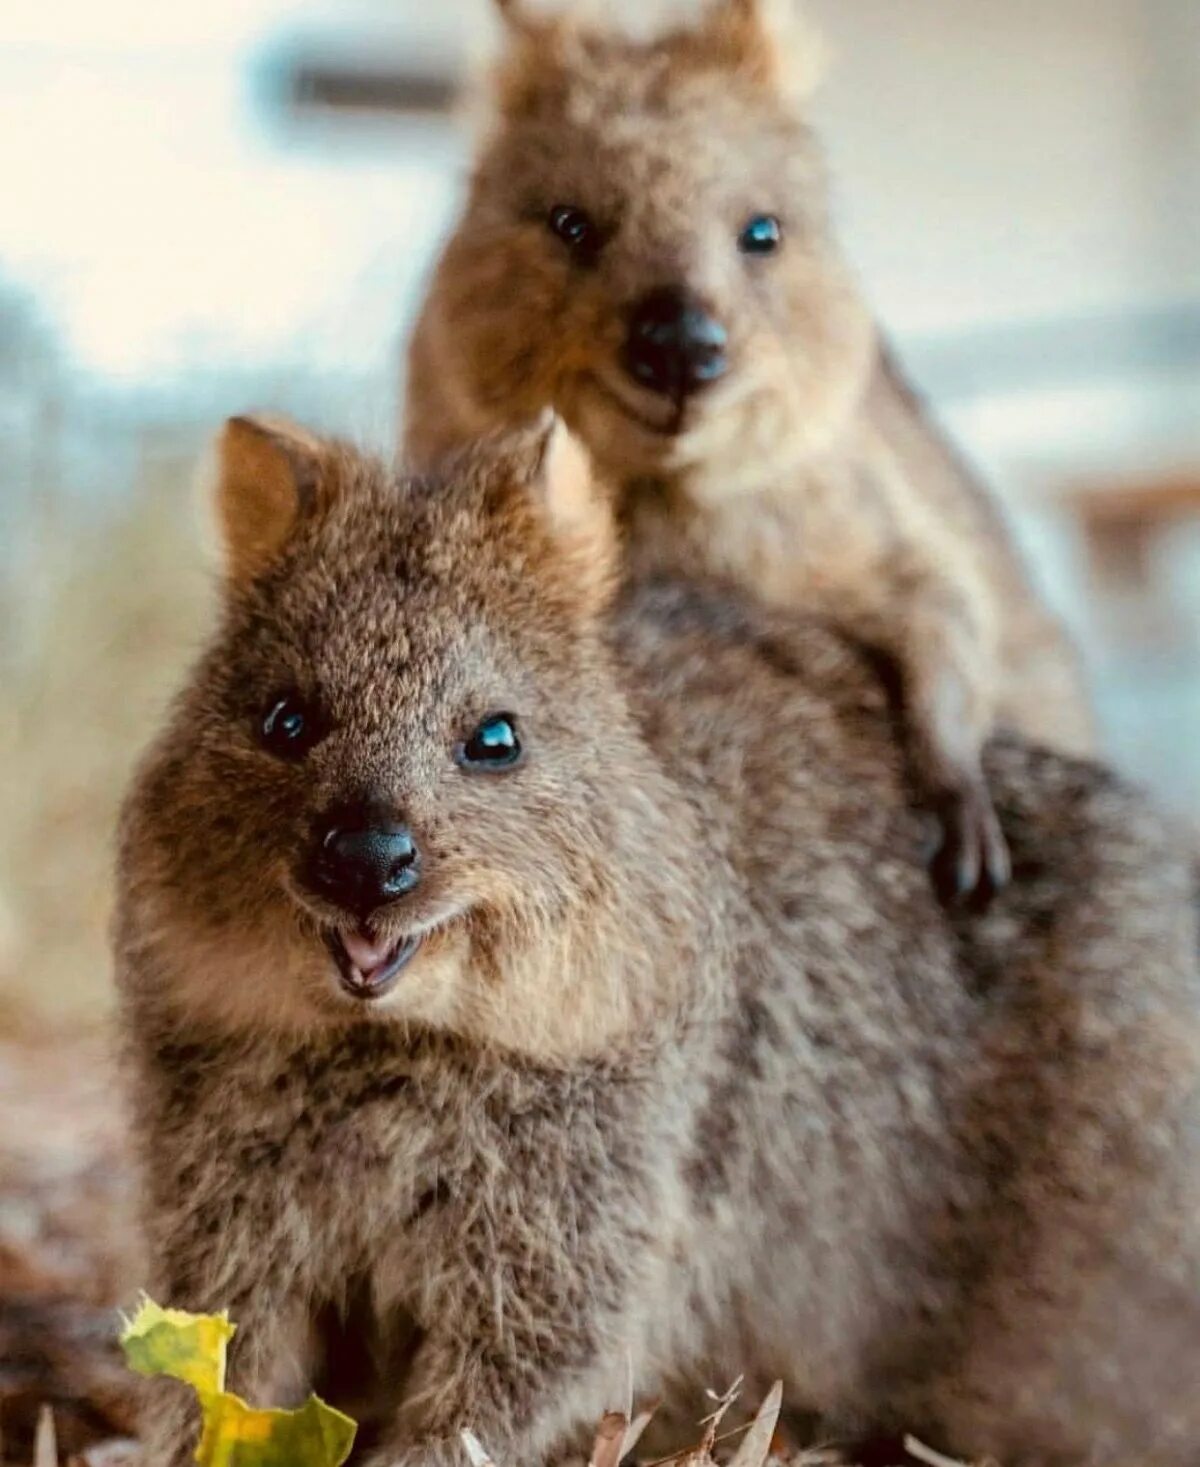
[
  {"x1": 2, "y1": 472, "x2": 210, "y2": 1028},
  {"x1": 0, "y1": 273, "x2": 387, "y2": 1031},
  {"x1": 0, "y1": 290, "x2": 213, "y2": 1027}
]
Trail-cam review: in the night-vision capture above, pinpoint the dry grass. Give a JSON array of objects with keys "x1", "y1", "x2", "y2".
[{"x1": 0, "y1": 1028, "x2": 137, "y2": 1463}]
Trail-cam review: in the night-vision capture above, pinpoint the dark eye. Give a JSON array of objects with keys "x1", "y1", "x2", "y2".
[
  {"x1": 738, "y1": 214, "x2": 782, "y2": 255},
  {"x1": 260, "y1": 692, "x2": 317, "y2": 760},
  {"x1": 458, "y1": 714, "x2": 522, "y2": 771},
  {"x1": 547, "y1": 204, "x2": 600, "y2": 257}
]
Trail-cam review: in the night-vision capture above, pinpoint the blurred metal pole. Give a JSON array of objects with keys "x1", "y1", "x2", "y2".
[{"x1": 287, "y1": 61, "x2": 458, "y2": 118}]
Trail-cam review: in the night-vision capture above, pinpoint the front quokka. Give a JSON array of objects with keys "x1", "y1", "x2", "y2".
[
  {"x1": 406, "y1": 0, "x2": 1095, "y2": 902},
  {"x1": 119, "y1": 416, "x2": 1200, "y2": 1467}
]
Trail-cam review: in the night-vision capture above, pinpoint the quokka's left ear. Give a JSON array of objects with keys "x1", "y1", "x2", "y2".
[
  {"x1": 490, "y1": 0, "x2": 571, "y2": 50},
  {"x1": 211, "y1": 415, "x2": 327, "y2": 584},
  {"x1": 693, "y1": 0, "x2": 829, "y2": 104},
  {"x1": 521, "y1": 414, "x2": 619, "y2": 615},
  {"x1": 491, "y1": 0, "x2": 538, "y2": 34}
]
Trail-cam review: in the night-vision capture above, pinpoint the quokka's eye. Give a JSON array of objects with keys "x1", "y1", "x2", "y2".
[
  {"x1": 260, "y1": 692, "x2": 318, "y2": 760},
  {"x1": 457, "y1": 714, "x2": 523, "y2": 771},
  {"x1": 547, "y1": 204, "x2": 601, "y2": 257},
  {"x1": 738, "y1": 214, "x2": 783, "y2": 256}
]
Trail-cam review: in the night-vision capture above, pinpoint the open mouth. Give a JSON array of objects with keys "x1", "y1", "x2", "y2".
[{"x1": 324, "y1": 928, "x2": 422, "y2": 1001}]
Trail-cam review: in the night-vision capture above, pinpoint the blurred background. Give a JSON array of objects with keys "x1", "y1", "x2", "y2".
[{"x1": 2, "y1": 0, "x2": 1199, "y2": 1027}]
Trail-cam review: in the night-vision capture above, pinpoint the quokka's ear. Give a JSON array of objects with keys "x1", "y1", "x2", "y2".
[
  {"x1": 521, "y1": 415, "x2": 619, "y2": 614},
  {"x1": 490, "y1": 0, "x2": 568, "y2": 48},
  {"x1": 693, "y1": 0, "x2": 828, "y2": 104},
  {"x1": 212, "y1": 415, "x2": 325, "y2": 583},
  {"x1": 491, "y1": 0, "x2": 539, "y2": 35},
  {"x1": 488, "y1": 0, "x2": 573, "y2": 117}
]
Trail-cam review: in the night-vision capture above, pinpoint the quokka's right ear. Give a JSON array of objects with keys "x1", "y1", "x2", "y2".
[
  {"x1": 694, "y1": 0, "x2": 828, "y2": 104},
  {"x1": 212, "y1": 415, "x2": 326, "y2": 583}
]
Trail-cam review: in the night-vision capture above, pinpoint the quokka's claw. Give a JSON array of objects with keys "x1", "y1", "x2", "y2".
[{"x1": 929, "y1": 781, "x2": 1011, "y2": 912}]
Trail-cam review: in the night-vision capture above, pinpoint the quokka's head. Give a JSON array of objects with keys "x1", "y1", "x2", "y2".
[
  {"x1": 118, "y1": 416, "x2": 694, "y2": 1055},
  {"x1": 416, "y1": 0, "x2": 873, "y2": 488}
]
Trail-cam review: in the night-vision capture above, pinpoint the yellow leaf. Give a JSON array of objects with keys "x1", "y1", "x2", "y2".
[
  {"x1": 195, "y1": 1392, "x2": 357, "y2": 1467},
  {"x1": 119, "y1": 1296, "x2": 357, "y2": 1467},
  {"x1": 120, "y1": 1296, "x2": 235, "y2": 1398}
]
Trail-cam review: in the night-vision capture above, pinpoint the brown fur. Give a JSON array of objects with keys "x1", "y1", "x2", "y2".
[
  {"x1": 117, "y1": 420, "x2": 1200, "y2": 1467},
  {"x1": 404, "y1": 0, "x2": 1095, "y2": 900}
]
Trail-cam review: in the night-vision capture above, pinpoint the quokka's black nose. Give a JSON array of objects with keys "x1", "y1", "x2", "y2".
[
  {"x1": 307, "y1": 803, "x2": 420, "y2": 919},
  {"x1": 622, "y1": 286, "x2": 728, "y2": 398}
]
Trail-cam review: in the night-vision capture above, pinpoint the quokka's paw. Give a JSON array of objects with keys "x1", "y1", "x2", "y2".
[{"x1": 928, "y1": 778, "x2": 1011, "y2": 911}]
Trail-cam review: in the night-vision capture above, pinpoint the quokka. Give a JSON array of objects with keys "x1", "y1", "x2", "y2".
[
  {"x1": 406, "y1": 0, "x2": 1095, "y2": 903},
  {"x1": 118, "y1": 416, "x2": 1200, "y2": 1467}
]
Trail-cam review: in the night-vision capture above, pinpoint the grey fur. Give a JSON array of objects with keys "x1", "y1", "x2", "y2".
[{"x1": 117, "y1": 433, "x2": 1200, "y2": 1467}]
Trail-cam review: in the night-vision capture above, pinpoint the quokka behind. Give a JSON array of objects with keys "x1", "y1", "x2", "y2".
[
  {"x1": 406, "y1": 0, "x2": 1095, "y2": 904},
  {"x1": 119, "y1": 416, "x2": 1200, "y2": 1467}
]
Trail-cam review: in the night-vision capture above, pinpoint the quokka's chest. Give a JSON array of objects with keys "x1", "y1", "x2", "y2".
[
  {"x1": 626, "y1": 463, "x2": 900, "y2": 612},
  {"x1": 201, "y1": 1047, "x2": 637, "y2": 1218},
  {"x1": 178, "y1": 1060, "x2": 445, "y2": 1227}
]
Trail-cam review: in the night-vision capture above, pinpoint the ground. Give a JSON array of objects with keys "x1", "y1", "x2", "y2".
[{"x1": 0, "y1": 1026, "x2": 138, "y2": 1464}]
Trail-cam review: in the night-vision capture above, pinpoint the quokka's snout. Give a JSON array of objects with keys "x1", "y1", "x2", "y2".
[
  {"x1": 303, "y1": 797, "x2": 423, "y2": 923},
  {"x1": 621, "y1": 284, "x2": 729, "y2": 399}
]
